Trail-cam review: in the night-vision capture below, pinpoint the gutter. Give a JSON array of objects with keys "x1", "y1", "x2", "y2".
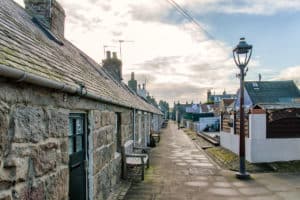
[{"x1": 0, "y1": 64, "x2": 162, "y2": 114}]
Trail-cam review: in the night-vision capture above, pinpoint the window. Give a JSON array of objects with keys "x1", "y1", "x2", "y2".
[{"x1": 68, "y1": 113, "x2": 86, "y2": 155}]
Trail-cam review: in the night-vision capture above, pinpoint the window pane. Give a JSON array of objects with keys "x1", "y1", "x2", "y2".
[
  {"x1": 68, "y1": 119, "x2": 74, "y2": 136},
  {"x1": 76, "y1": 135, "x2": 83, "y2": 152},
  {"x1": 114, "y1": 113, "x2": 118, "y2": 134},
  {"x1": 68, "y1": 137, "x2": 73, "y2": 155},
  {"x1": 76, "y1": 119, "x2": 83, "y2": 135}
]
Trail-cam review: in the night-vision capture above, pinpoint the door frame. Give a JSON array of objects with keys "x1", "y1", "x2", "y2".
[{"x1": 68, "y1": 112, "x2": 89, "y2": 200}]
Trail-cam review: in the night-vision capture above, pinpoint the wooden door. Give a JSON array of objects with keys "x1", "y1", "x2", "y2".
[{"x1": 68, "y1": 113, "x2": 87, "y2": 200}]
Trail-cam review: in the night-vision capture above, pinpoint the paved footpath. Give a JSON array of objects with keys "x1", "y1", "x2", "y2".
[{"x1": 124, "y1": 122, "x2": 300, "y2": 200}]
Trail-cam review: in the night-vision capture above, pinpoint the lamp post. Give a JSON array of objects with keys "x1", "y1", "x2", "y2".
[{"x1": 233, "y1": 37, "x2": 252, "y2": 179}]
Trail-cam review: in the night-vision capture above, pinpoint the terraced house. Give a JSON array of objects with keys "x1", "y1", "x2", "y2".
[{"x1": 0, "y1": 0, "x2": 163, "y2": 199}]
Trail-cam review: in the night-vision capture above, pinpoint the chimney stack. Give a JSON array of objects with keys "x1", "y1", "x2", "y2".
[
  {"x1": 112, "y1": 52, "x2": 117, "y2": 59},
  {"x1": 142, "y1": 83, "x2": 145, "y2": 90},
  {"x1": 25, "y1": 0, "x2": 66, "y2": 39},
  {"x1": 106, "y1": 51, "x2": 111, "y2": 59},
  {"x1": 128, "y1": 72, "x2": 137, "y2": 92},
  {"x1": 102, "y1": 51, "x2": 122, "y2": 81}
]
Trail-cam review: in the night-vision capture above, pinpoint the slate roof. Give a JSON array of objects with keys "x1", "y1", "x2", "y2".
[
  {"x1": 222, "y1": 99, "x2": 235, "y2": 107},
  {"x1": 0, "y1": 0, "x2": 162, "y2": 114},
  {"x1": 245, "y1": 81, "x2": 300, "y2": 105}
]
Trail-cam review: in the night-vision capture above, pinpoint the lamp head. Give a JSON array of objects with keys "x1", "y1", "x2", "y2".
[
  {"x1": 233, "y1": 38, "x2": 252, "y2": 54},
  {"x1": 233, "y1": 37, "x2": 253, "y2": 67}
]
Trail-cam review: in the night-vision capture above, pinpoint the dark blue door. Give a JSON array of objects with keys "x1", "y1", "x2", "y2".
[{"x1": 69, "y1": 114, "x2": 86, "y2": 200}]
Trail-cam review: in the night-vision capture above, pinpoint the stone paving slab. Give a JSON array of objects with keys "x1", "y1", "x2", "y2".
[{"x1": 124, "y1": 122, "x2": 300, "y2": 200}]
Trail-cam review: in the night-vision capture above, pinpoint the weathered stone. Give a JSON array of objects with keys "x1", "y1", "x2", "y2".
[
  {"x1": 93, "y1": 147, "x2": 107, "y2": 173},
  {"x1": 109, "y1": 112, "x2": 115, "y2": 125},
  {"x1": 93, "y1": 110, "x2": 102, "y2": 129},
  {"x1": 2, "y1": 155, "x2": 29, "y2": 183},
  {"x1": 110, "y1": 158, "x2": 121, "y2": 187},
  {"x1": 93, "y1": 128, "x2": 106, "y2": 149},
  {"x1": 0, "y1": 193, "x2": 11, "y2": 200},
  {"x1": 12, "y1": 106, "x2": 47, "y2": 143},
  {"x1": 121, "y1": 112, "x2": 131, "y2": 125},
  {"x1": 44, "y1": 168, "x2": 68, "y2": 200},
  {"x1": 108, "y1": 144, "x2": 115, "y2": 161},
  {"x1": 19, "y1": 180, "x2": 45, "y2": 200},
  {"x1": 0, "y1": 108, "x2": 9, "y2": 157},
  {"x1": 94, "y1": 166, "x2": 110, "y2": 200},
  {"x1": 59, "y1": 139, "x2": 69, "y2": 164},
  {"x1": 46, "y1": 109, "x2": 68, "y2": 138},
  {"x1": 101, "y1": 111, "x2": 114, "y2": 126},
  {"x1": 93, "y1": 148, "x2": 102, "y2": 174},
  {"x1": 0, "y1": 180, "x2": 13, "y2": 191},
  {"x1": 32, "y1": 143, "x2": 58, "y2": 177},
  {"x1": 106, "y1": 127, "x2": 114, "y2": 145}
]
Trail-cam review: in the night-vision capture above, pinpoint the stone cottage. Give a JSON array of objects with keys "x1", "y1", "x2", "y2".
[{"x1": 0, "y1": 0, "x2": 162, "y2": 199}]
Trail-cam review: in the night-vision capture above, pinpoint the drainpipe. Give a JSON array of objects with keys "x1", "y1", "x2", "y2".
[
  {"x1": 133, "y1": 108, "x2": 136, "y2": 143},
  {"x1": 144, "y1": 112, "x2": 147, "y2": 147}
]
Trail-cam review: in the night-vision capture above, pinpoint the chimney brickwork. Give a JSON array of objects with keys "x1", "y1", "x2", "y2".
[
  {"x1": 102, "y1": 51, "x2": 123, "y2": 82},
  {"x1": 24, "y1": 0, "x2": 65, "y2": 39},
  {"x1": 128, "y1": 72, "x2": 137, "y2": 92}
]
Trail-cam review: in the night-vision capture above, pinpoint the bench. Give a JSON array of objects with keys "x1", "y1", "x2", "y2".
[{"x1": 121, "y1": 140, "x2": 150, "y2": 181}]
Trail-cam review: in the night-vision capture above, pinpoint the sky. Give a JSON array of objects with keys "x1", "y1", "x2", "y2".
[{"x1": 14, "y1": 0, "x2": 300, "y2": 105}]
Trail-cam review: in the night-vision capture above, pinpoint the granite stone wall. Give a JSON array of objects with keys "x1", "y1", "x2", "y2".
[{"x1": 0, "y1": 82, "x2": 134, "y2": 200}]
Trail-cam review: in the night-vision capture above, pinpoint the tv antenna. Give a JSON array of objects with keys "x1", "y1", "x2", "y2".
[
  {"x1": 113, "y1": 40, "x2": 134, "y2": 60},
  {"x1": 103, "y1": 45, "x2": 116, "y2": 57}
]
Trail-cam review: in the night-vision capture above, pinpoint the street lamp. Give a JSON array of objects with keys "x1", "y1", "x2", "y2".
[{"x1": 233, "y1": 37, "x2": 252, "y2": 179}]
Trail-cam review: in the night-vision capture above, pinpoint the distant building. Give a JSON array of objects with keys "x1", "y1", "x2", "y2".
[
  {"x1": 137, "y1": 83, "x2": 147, "y2": 99},
  {"x1": 220, "y1": 99, "x2": 235, "y2": 113},
  {"x1": 235, "y1": 80, "x2": 300, "y2": 109},
  {"x1": 221, "y1": 80, "x2": 300, "y2": 163},
  {"x1": 207, "y1": 89, "x2": 236, "y2": 104}
]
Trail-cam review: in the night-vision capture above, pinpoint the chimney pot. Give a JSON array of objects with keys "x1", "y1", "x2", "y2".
[
  {"x1": 106, "y1": 51, "x2": 111, "y2": 59},
  {"x1": 112, "y1": 52, "x2": 117, "y2": 59}
]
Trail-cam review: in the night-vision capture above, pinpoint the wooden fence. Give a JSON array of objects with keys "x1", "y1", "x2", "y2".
[{"x1": 221, "y1": 112, "x2": 249, "y2": 137}]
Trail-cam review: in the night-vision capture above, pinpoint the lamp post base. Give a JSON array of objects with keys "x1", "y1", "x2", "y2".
[{"x1": 236, "y1": 172, "x2": 251, "y2": 180}]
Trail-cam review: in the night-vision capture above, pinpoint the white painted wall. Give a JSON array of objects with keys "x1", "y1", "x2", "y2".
[
  {"x1": 220, "y1": 113, "x2": 300, "y2": 163},
  {"x1": 220, "y1": 131, "x2": 251, "y2": 161}
]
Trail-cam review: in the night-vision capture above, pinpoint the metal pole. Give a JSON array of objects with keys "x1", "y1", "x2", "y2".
[
  {"x1": 236, "y1": 65, "x2": 250, "y2": 179},
  {"x1": 239, "y1": 65, "x2": 245, "y2": 173}
]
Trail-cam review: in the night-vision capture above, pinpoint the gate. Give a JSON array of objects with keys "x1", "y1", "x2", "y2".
[{"x1": 267, "y1": 108, "x2": 300, "y2": 138}]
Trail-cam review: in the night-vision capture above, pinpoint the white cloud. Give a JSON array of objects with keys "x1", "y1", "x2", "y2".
[
  {"x1": 276, "y1": 65, "x2": 300, "y2": 85},
  {"x1": 13, "y1": 0, "x2": 269, "y2": 104},
  {"x1": 179, "y1": 0, "x2": 300, "y2": 15}
]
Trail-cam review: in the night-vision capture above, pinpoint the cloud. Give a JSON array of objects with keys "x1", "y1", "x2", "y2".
[
  {"x1": 12, "y1": 0, "x2": 265, "y2": 104},
  {"x1": 178, "y1": 0, "x2": 300, "y2": 15},
  {"x1": 276, "y1": 66, "x2": 300, "y2": 85}
]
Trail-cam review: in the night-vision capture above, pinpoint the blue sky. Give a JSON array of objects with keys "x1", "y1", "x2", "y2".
[
  {"x1": 14, "y1": 0, "x2": 300, "y2": 104},
  {"x1": 199, "y1": 11, "x2": 300, "y2": 70}
]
